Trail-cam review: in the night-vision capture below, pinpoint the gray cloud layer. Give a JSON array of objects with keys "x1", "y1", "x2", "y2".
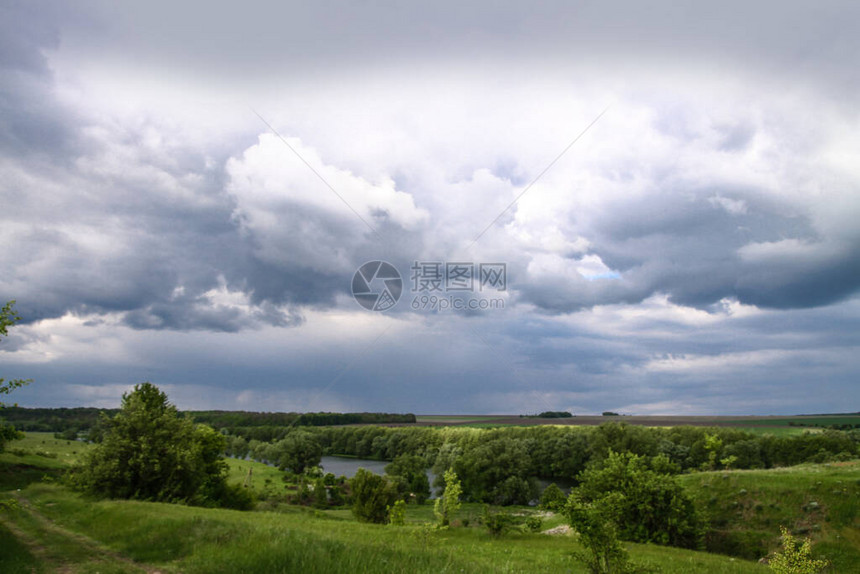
[{"x1": 1, "y1": 1, "x2": 858, "y2": 413}]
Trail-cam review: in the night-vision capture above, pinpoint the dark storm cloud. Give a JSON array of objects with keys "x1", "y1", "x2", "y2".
[
  {"x1": 0, "y1": 1, "x2": 79, "y2": 158},
  {"x1": 514, "y1": 158, "x2": 860, "y2": 314},
  {"x1": 1, "y1": 0, "x2": 859, "y2": 416},
  {"x1": 0, "y1": 5, "x2": 421, "y2": 331}
]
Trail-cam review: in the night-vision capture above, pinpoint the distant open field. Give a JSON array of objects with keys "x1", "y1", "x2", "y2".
[{"x1": 414, "y1": 414, "x2": 860, "y2": 433}]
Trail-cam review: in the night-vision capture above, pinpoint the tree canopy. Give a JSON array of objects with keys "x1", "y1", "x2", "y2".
[
  {"x1": 72, "y1": 383, "x2": 250, "y2": 508},
  {"x1": 573, "y1": 450, "x2": 703, "y2": 549},
  {"x1": 0, "y1": 300, "x2": 31, "y2": 452},
  {"x1": 0, "y1": 300, "x2": 31, "y2": 407}
]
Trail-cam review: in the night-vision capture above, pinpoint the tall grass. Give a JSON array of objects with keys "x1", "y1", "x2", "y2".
[
  {"x1": 11, "y1": 483, "x2": 766, "y2": 574},
  {"x1": 681, "y1": 461, "x2": 860, "y2": 570}
]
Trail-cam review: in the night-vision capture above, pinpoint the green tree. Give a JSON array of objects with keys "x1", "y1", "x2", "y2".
[
  {"x1": 385, "y1": 454, "x2": 430, "y2": 504},
  {"x1": 265, "y1": 430, "x2": 322, "y2": 475},
  {"x1": 575, "y1": 450, "x2": 702, "y2": 549},
  {"x1": 703, "y1": 433, "x2": 723, "y2": 470},
  {"x1": 452, "y1": 438, "x2": 537, "y2": 504},
  {"x1": 539, "y1": 482, "x2": 567, "y2": 512},
  {"x1": 566, "y1": 492, "x2": 633, "y2": 574},
  {"x1": 311, "y1": 477, "x2": 329, "y2": 508},
  {"x1": 350, "y1": 468, "x2": 398, "y2": 523},
  {"x1": 71, "y1": 383, "x2": 249, "y2": 508},
  {"x1": 434, "y1": 468, "x2": 462, "y2": 527},
  {"x1": 768, "y1": 527, "x2": 828, "y2": 574},
  {"x1": 387, "y1": 499, "x2": 407, "y2": 525},
  {"x1": 1, "y1": 300, "x2": 31, "y2": 452}
]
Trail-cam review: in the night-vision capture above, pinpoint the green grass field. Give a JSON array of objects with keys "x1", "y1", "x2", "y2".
[
  {"x1": 680, "y1": 462, "x2": 860, "y2": 570},
  {"x1": 2, "y1": 432, "x2": 857, "y2": 573},
  {"x1": 1, "y1": 482, "x2": 768, "y2": 574}
]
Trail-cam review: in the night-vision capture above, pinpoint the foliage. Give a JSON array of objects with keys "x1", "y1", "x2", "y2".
[
  {"x1": 0, "y1": 301, "x2": 32, "y2": 405},
  {"x1": 768, "y1": 527, "x2": 828, "y2": 574},
  {"x1": 350, "y1": 468, "x2": 398, "y2": 523},
  {"x1": 311, "y1": 477, "x2": 329, "y2": 508},
  {"x1": 385, "y1": 453, "x2": 431, "y2": 503},
  {"x1": 0, "y1": 300, "x2": 31, "y2": 452},
  {"x1": 525, "y1": 514, "x2": 543, "y2": 532},
  {"x1": 566, "y1": 492, "x2": 634, "y2": 574},
  {"x1": 5, "y1": 406, "x2": 859, "y2": 478},
  {"x1": 539, "y1": 482, "x2": 567, "y2": 511},
  {"x1": 482, "y1": 505, "x2": 514, "y2": 537},
  {"x1": 434, "y1": 468, "x2": 462, "y2": 527},
  {"x1": 70, "y1": 383, "x2": 250, "y2": 508},
  {"x1": 452, "y1": 437, "x2": 537, "y2": 504},
  {"x1": 522, "y1": 411, "x2": 573, "y2": 418},
  {"x1": 387, "y1": 499, "x2": 407, "y2": 525},
  {"x1": 575, "y1": 450, "x2": 703, "y2": 549},
  {"x1": 0, "y1": 423, "x2": 24, "y2": 453},
  {"x1": 259, "y1": 430, "x2": 322, "y2": 475},
  {"x1": 704, "y1": 433, "x2": 724, "y2": 470}
]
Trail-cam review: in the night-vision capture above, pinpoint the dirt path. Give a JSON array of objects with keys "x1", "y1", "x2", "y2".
[{"x1": 0, "y1": 493, "x2": 163, "y2": 574}]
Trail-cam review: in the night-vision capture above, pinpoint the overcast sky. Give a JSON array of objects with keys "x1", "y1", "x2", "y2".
[{"x1": 2, "y1": 0, "x2": 859, "y2": 415}]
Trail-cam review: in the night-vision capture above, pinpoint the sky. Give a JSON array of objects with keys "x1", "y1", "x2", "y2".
[{"x1": 1, "y1": 0, "x2": 859, "y2": 415}]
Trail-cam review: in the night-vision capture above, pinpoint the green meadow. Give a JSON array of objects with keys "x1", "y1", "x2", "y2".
[{"x1": 2, "y1": 432, "x2": 857, "y2": 573}]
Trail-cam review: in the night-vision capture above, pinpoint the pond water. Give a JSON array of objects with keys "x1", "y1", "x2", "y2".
[
  {"x1": 319, "y1": 456, "x2": 389, "y2": 477},
  {"x1": 319, "y1": 456, "x2": 437, "y2": 497}
]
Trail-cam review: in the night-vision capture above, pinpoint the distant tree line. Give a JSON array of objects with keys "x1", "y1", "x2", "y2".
[
  {"x1": 521, "y1": 411, "x2": 574, "y2": 418},
  {"x1": 222, "y1": 422, "x2": 859, "y2": 506},
  {"x1": 0, "y1": 406, "x2": 416, "y2": 438}
]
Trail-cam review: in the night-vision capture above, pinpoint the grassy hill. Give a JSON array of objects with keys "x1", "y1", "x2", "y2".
[
  {"x1": 680, "y1": 462, "x2": 860, "y2": 570},
  {"x1": 1, "y1": 432, "x2": 857, "y2": 572}
]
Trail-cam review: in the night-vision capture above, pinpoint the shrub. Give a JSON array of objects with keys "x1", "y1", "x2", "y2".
[
  {"x1": 525, "y1": 515, "x2": 543, "y2": 532},
  {"x1": 350, "y1": 468, "x2": 398, "y2": 524},
  {"x1": 434, "y1": 469, "x2": 462, "y2": 527},
  {"x1": 70, "y1": 383, "x2": 238, "y2": 508},
  {"x1": 566, "y1": 493, "x2": 634, "y2": 574},
  {"x1": 768, "y1": 527, "x2": 828, "y2": 574},
  {"x1": 482, "y1": 506, "x2": 514, "y2": 538},
  {"x1": 388, "y1": 499, "x2": 407, "y2": 525},
  {"x1": 385, "y1": 454, "x2": 431, "y2": 504},
  {"x1": 539, "y1": 482, "x2": 567, "y2": 512},
  {"x1": 575, "y1": 450, "x2": 703, "y2": 549}
]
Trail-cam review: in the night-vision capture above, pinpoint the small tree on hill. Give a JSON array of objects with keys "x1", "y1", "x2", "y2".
[
  {"x1": 768, "y1": 527, "x2": 828, "y2": 574},
  {"x1": 350, "y1": 468, "x2": 398, "y2": 523},
  {"x1": 434, "y1": 468, "x2": 462, "y2": 527},
  {"x1": 71, "y1": 383, "x2": 250, "y2": 508},
  {"x1": 539, "y1": 482, "x2": 567, "y2": 512},
  {"x1": 1, "y1": 300, "x2": 31, "y2": 452},
  {"x1": 566, "y1": 492, "x2": 633, "y2": 574}
]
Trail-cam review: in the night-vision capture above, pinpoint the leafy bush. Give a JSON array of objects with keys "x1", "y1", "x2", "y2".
[
  {"x1": 482, "y1": 506, "x2": 514, "y2": 538},
  {"x1": 434, "y1": 468, "x2": 462, "y2": 527},
  {"x1": 387, "y1": 499, "x2": 407, "y2": 525},
  {"x1": 525, "y1": 515, "x2": 543, "y2": 532},
  {"x1": 768, "y1": 527, "x2": 828, "y2": 574},
  {"x1": 350, "y1": 468, "x2": 398, "y2": 524},
  {"x1": 385, "y1": 454, "x2": 430, "y2": 503},
  {"x1": 70, "y1": 383, "x2": 243, "y2": 508},
  {"x1": 575, "y1": 450, "x2": 703, "y2": 549},
  {"x1": 566, "y1": 493, "x2": 634, "y2": 574},
  {"x1": 539, "y1": 482, "x2": 567, "y2": 511}
]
